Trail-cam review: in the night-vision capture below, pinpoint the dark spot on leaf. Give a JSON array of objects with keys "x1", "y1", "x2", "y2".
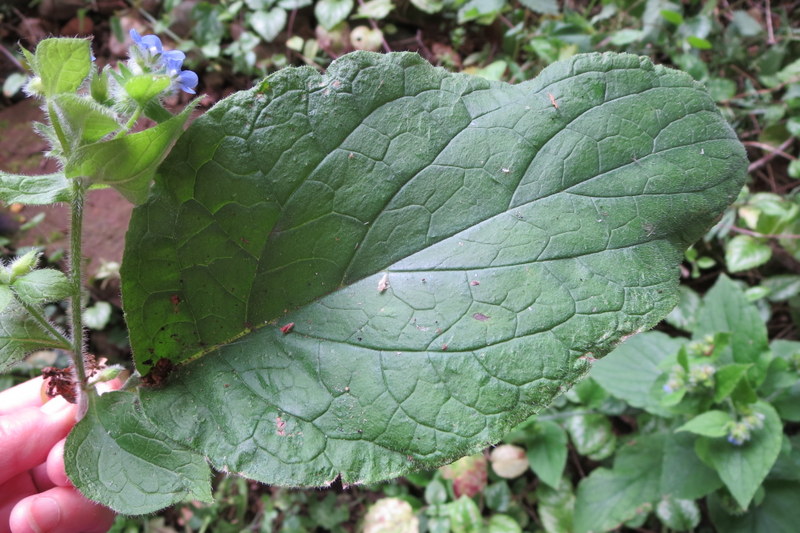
[
  {"x1": 143, "y1": 358, "x2": 153, "y2": 366},
  {"x1": 142, "y1": 358, "x2": 174, "y2": 388},
  {"x1": 170, "y1": 294, "x2": 181, "y2": 313}
]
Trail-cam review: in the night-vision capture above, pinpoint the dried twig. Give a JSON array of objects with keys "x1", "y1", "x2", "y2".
[{"x1": 746, "y1": 137, "x2": 796, "y2": 173}]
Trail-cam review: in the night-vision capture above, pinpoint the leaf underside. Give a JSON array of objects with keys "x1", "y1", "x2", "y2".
[{"x1": 120, "y1": 52, "x2": 746, "y2": 490}]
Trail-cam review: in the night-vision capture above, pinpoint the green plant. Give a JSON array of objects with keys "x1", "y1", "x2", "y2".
[{"x1": 0, "y1": 35, "x2": 746, "y2": 516}]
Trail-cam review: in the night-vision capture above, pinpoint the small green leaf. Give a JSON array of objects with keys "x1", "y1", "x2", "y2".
[
  {"x1": 677, "y1": 410, "x2": 734, "y2": 438},
  {"x1": 714, "y1": 363, "x2": 752, "y2": 402},
  {"x1": 687, "y1": 36, "x2": 713, "y2": 49},
  {"x1": 0, "y1": 171, "x2": 72, "y2": 205},
  {"x1": 660, "y1": 10, "x2": 684, "y2": 25},
  {"x1": 730, "y1": 10, "x2": 762, "y2": 37},
  {"x1": 122, "y1": 75, "x2": 172, "y2": 107},
  {"x1": 0, "y1": 286, "x2": 12, "y2": 313},
  {"x1": 696, "y1": 275, "x2": 769, "y2": 381},
  {"x1": 655, "y1": 496, "x2": 700, "y2": 531},
  {"x1": 518, "y1": 0, "x2": 559, "y2": 15},
  {"x1": 448, "y1": 496, "x2": 483, "y2": 533},
  {"x1": 565, "y1": 414, "x2": 616, "y2": 460},
  {"x1": 65, "y1": 391, "x2": 213, "y2": 515},
  {"x1": 314, "y1": 0, "x2": 353, "y2": 29},
  {"x1": 12, "y1": 269, "x2": 71, "y2": 304},
  {"x1": 83, "y1": 301, "x2": 113, "y2": 330},
  {"x1": 65, "y1": 102, "x2": 196, "y2": 203},
  {"x1": 788, "y1": 116, "x2": 800, "y2": 137},
  {"x1": 706, "y1": 77, "x2": 737, "y2": 102},
  {"x1": 0, "y1": 304, "x2": 71, "y2": 372},
  {"x1": 458, "y1": 0, "x2": 505, "y2": 24},
  {"x1": 33, "y1": 38, "x2": 92, "y2": 97},
  {"x1": 662, "y1": 432, "x2": 722, "y2": 500},
  {"x1": 695, "y1": 402, "x2": 782, "y2": 508},
  {"x1": 726, "y1": 235, "x2": 772, "y2": 272},
  {"x1": 250, "y1": 8, "x2": 287, "y2": 43},
  {"x1": 484, "y1": 481, "x2": 512, "y2": 512},
  {"x1": 574, "y1": 437, "x2": 661, "y2": 533},
  {"x1": 665, "y1": 286, "x2": 702, "y2": 332},
  {"x1": 53, "y1": 93, "x2": 119, "y2": 147},
  {"x1": 487, "y1": 514, "x2": 521, "y2": 533},
  {"x1": 708, "y1": 480, "x2": 800, "y2": 532},
  {"x1": 536, "y1": 479, "x2": 575, "y2": 533},
  {"x1": 789, "y1": 159, "x2": 800, "y2": 179},
  {"x1": 425, "y1": 477, "x2": 448, "y2": 505},
  {"x1": 525, "y1": 420, "x2": 567, "y2": 489},
  {"x1": 772, "y1": 384, "x2": 800, "y2": 422},
  {"x1": 610, "y1": 29, "x2": 644, "y2": 46},
  {"x1": 409, "y1": 0, "x2": 442, "y2": 14},
  {"x1": 591, "y1": 331, "x2": 683, "y2": 415},
  {"x1": 356, "y1": 0, "x2": 394, "y2": 19}
]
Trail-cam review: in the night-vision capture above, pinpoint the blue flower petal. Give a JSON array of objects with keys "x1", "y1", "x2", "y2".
[
  {"x1": 130, "y1": 28, "x2": 163, "y2": 55},
  {"x1": 177, "y1": 70, "x2": 199, "y2": 94}
]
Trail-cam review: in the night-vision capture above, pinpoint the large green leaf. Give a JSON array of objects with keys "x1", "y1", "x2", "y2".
[
  {"x1": 65, "y1": 391, "x2": 212, "y2": 514},
  {"x1": 119, "y1": 51, "x2": 746, "y2": 497}
]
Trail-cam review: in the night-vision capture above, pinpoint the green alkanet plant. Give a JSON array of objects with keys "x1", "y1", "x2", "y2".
[{"x1": 0, "y1": 36, "x2": 747, "y2": 514}]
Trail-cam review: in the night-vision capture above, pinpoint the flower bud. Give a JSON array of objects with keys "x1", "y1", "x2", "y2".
[
  {"x1": 8, "y1": 250, "x2": 39, "y2": 282},
  {"x1": 24, "y1": 76, "x2": 44, "y2": 97},
  {"x1": 489, "y1": 444, "x2": 529, "y2": 479},
  {"x1": 363, "y1": 498, "x2": 418, "y2": 533}
]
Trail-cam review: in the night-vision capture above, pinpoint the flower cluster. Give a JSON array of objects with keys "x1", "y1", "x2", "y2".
[
  {"x1": 662, "y1": 362, "x2": 716, "y2": 394},
  {"x1": 725, "y1": 411, "x2": 765, "y2": 446},
  {"x1": 129, "y1": 29, "x2": 198, "y2": 94}
]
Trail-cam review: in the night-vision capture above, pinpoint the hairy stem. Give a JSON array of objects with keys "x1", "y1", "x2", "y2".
[
  {"x1": 115, "y1": 107, "x2": 141, "y2": 138},
  {"x1": 47, "y1": 102, "x2": 70, "y2": 153},
  {"x1": 69, "y1": 179, "x2": 88, "y2": 393}
]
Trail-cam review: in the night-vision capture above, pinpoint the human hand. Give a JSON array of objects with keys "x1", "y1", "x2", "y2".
[{"x1": 0, "y1": 376, "x2": 116, "y2": 533}]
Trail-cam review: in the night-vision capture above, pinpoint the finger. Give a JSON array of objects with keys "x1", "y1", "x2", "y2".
[
  {"x1": 32, "y1": 462, "x2": 56, "y2": 492},
  {"x1": 0, "y1": 377, "x2": 45, "y2": 415},
  {"x1": 0, "y1": 398, "x2": 76, "y2": 486},
  {"x1": 46, "y1": 439, "x2": 69, "y2": 488},
  {"x1": 0, "y1": 471, "x2": 37, "y2": 533},
  {"x1": 9, "y1": 487, "x2": 116, "y2": 533}
]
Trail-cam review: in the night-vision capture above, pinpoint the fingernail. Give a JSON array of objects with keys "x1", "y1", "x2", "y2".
[
  {"x1": 40, "y1": 397, "x2": 71, "y2": 415},
  {"x1": 28, "y1": 497, "x2": 61, "y2": 532}
]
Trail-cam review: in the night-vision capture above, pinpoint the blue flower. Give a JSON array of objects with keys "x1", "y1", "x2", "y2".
[
  {"x1": 129, "y1": 29, "x2": 199, "y2": 95},
  {"x1": 162, "y1": 53, "x2": 198, "y2": 94},
  {"x1": 130, "y1": 29, "x2": 163, "y2": 57}
]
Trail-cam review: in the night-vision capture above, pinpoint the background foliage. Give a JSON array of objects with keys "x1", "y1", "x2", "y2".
[{"x1": 1, "y1": 0, "x2": 798, "y2": 531}]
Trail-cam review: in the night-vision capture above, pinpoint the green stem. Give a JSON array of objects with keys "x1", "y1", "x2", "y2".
[
  {"x1": 47, "y1": 102, "x2": 70, "y2": 154},
  {"x1": 69, "y1": 180, "x2": 88, "y2": 392},
  {"x1": 115, "y1": 107, "x2": 142, "y2": 138},
  {"x1": 18, "y1": 300, "x2": 72, "y2": 350}
]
